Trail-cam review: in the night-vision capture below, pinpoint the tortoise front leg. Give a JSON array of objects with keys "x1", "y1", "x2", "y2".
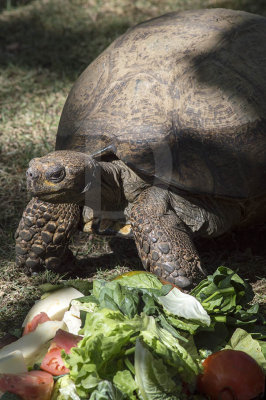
[
  {"x1": 15, "y1": 198, "x2": 80, "y2": 273},
  {"x1": 129, "y1": 187, "x2": 205, "y2": 288}
]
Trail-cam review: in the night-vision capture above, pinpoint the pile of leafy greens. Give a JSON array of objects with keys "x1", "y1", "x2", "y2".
[{"x1": 52, "y1": 267, "x2": 265, "y2": 400}]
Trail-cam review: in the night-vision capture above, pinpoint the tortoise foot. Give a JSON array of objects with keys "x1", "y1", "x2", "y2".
[{"x1": 15, "y1": 197, "x2": 80, "y2": 273}]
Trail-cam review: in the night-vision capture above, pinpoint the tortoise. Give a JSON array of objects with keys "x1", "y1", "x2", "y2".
[{"x1": 15, "y1": 8, "x2": 266, "y2": 288}]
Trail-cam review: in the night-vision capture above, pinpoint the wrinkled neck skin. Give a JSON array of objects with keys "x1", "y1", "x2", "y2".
[{"x1": 83, "y1": 159, "x2": 149, "y2": 216}]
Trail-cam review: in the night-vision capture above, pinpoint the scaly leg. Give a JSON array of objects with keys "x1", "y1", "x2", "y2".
[
  {"x1": 15, "y1": 197, "x2": 80, "y2": 273},
  {"x1": 129, "y1": 186, "x2": 205, "y2": 288}
]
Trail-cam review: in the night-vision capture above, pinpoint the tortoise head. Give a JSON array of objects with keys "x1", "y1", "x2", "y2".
[{"x1": 26, "y1": 150, "x2": 99, "y2": 203}]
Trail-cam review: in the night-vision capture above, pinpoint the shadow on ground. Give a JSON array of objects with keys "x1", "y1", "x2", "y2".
[
  {"x1": 1, "y1": 0, "x2": 266, "y2": 83},
  {"x1": 0, "y1": 1, "x2": 129, "y2": 79},
  {"x1": 56, "y1": 223, "x2": 266, "y2": 285}
]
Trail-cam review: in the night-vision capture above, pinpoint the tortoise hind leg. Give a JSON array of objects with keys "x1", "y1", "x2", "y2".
[
  {"x1": 129, "y1": 186, "x2": 205, "y2": 288},
  {"x1": 15, "y1": 198, "x2": 80, "y2": 274}
]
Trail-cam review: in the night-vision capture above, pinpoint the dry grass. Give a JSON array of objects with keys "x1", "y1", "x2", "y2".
[{"x1": 0, "y1": 0, "x2": 266, "y2": 337}]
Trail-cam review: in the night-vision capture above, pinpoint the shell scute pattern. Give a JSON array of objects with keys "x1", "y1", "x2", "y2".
[{"x1": 56, "y1": 9, "x2": 266, "y2": 199}]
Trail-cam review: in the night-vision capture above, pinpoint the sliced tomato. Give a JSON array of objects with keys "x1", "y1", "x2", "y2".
[
  {"x1": 23, "y1": 312, "x2": 51, "y2": 336},
  {"x1": 40, "y1": 329, "x2": 82, "y2": 376},
  {"x1": 0, "y1": 370, "x2": 54, "y2": 400},
  {"x1": 51, "y1": 329, "x2": 82, "y2": 353},
  {"x1": 41, "y1": 346, "x2": 70, "y2": 376},
  {"x1": 197, "y1": 349, "x2": 265, "y2": 400}
]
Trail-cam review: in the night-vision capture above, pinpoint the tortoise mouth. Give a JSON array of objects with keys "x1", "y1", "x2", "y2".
[{"x1": 29, "y1": 188, "x2": 82, "y2": 204}]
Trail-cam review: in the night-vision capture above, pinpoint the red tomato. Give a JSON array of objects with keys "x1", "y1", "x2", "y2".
[
  {"x1": 41, "y1": 346, "x2": 70, "y2": 376},
  {"x1": 0, "y1": 370, "x2": 54, "y2": 400},
  {"x1": 23, "y1": 312, "x2": 51, "y2": 335},
  {"x1": 40, "y1": 329, "x2": 82, "y2": 376},
  {"x1": 197, "y1": 349, "x2": 265, "y2": 400}
]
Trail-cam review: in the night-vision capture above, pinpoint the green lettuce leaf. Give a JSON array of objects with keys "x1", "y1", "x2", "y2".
[
  {"x1": 113, "y1": 370, "x2": 138, "y2": 399},
  {"x1": 157, "y1": 288, "x2": 210, "y2": 326},
  {"x1": 113, "y1": 272, "x2": 165, "y2": 290},
  {"x1": 63, "y1": 309, "x2": 148, "y2": 397},
  {"x1": 190, "y1": 266, "x2": 265, "y2": 336},
  {"x1": 51, "y1": 375, "x2": 80, "y2": 400},
  {"x1": 140, "y1": 316, "x2": 200, "y2": 384},
  {"x1": 88, "y1": 279, "x2": 170, "y2": 319},
  {"x1": 190, "y1": 266, "x2": 253, "y2": 314},
  {"x1": 135, "y1": 339, "x2": 184, "y2": 400},
  {"x1": 90, "y1": 381, "x2": 126, "y2": 400},
  {"x1": 39, "y1": 279, "x2": 93, "y2": 295}
]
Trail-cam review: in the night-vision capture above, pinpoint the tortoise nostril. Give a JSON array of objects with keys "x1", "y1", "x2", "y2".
[{"x1": 26, "y1": 167, "x2": 39, "y2": 180}]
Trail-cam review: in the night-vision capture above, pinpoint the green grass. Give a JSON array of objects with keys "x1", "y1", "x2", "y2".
[{"x1": 1, "y1": 0, "x2": 266, "y2": 337}]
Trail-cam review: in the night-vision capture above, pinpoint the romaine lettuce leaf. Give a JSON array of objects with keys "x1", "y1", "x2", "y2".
[
  {"x1": 140, "y1": 316, "x2": 200, "y2": 384},
  {"x1": 135, "y1": 339, "x2": 184, "y2": 400},
  {"x1": 157, "y1": 288, "x2": 210, "y2": 326},
  {"x1": 90, "y1": 279, "x2": 170, "y2": 318},
  {"x1": 113, "y1": 370, "x2": 138, "y2": 399}
]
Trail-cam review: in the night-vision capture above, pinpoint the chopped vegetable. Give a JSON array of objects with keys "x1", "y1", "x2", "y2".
[
  {"x1": 0, "y1": 351, "x2": 27, "y2": 374},
  {"x1": 157, "y1": 287, "x2": 210, "y2": 326},
  {"x1": 0, "y1": 370, "x2": 54, "y2": 400},
  {"x1": 135, "y1": 339, "x2": 183, "y2": 399},
  {"x1": 22, "y1": 288, "x2": 83, "y2": 327},
  {"x1": 62, "y1": 303, "x2": 82, "y2": 335},
  {"x1": 191, "y1": 266, "x2": 254, "y2": 317},
  {"x1": 112, "y1": 270, "x2": 165, "y2": 290},
  {"x1": 197, "y1": 349, "x2": 265, "y2": 400},
  {"x1": 51, "y1": 375, "x2": 81, "y2": 400},
  {"x1": 23, "y1": 312, "x2": 51, "y2": 336},
  {"x1": 0, "y1": 321, "x2": 65, "y2": 366},
  {"x1": 41, "y1": 347, "x2": 70, "y2": 376},
  {"x1": 89, "y1": 380, "x2": 125, "y2": 400},
  {"x1": 2, "y1": 267, "x2": 265, "y2": 400},
  {"x1": 41, "y1": 330, "x2": 82, "y2": 376}
]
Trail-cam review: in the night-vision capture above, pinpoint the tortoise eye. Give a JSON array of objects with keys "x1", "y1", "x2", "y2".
[{"x1": 46, "y1": 165, "x2": 66, "y2": 182}]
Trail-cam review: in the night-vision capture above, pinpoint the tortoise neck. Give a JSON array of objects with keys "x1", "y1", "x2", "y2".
[
  {"x1": 83, "y1": 159, "x2": 125, "y2": 212},
  {"x1": 83, "y1": 158, "x2": 149, "y2": 213}
]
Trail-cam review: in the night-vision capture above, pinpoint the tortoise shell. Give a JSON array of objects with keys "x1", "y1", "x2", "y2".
[{"x1": 56, "y1": 8, "x2": 266, "y2": 199}]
